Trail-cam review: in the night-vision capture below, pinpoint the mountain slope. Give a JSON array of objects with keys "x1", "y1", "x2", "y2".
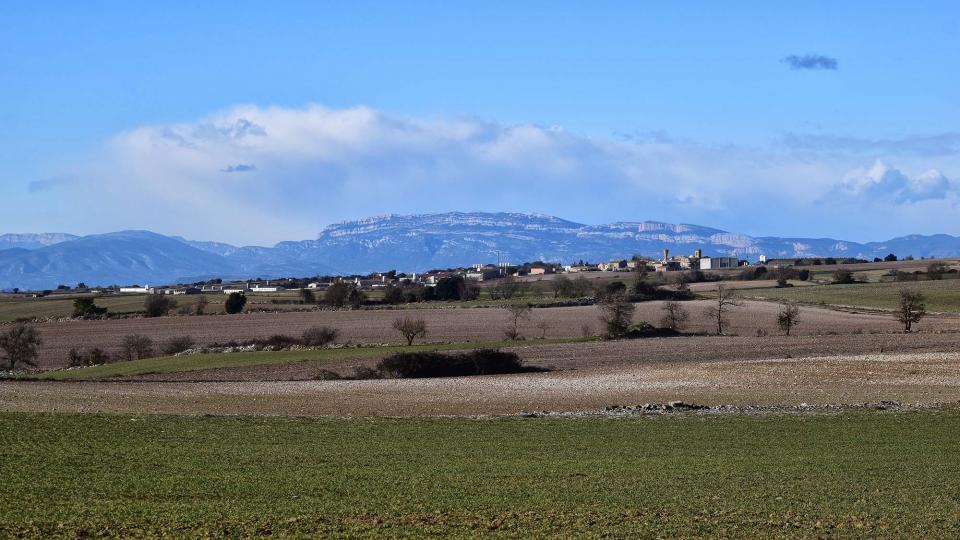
[
  {"x1": 2, "y1": 213, "x2": 959, "y2": 289},
  {"x1": 0, "y1": 231, "x2": 239, "y2": 289},
  {"x1": 0, "y1": 233, "x2": 77, "y2": 250}
]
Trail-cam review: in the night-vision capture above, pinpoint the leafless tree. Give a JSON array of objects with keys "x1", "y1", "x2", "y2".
[
  {"x1": 896, "y1": 288, "x2": 926, "y2": 332},
  {"x1": 776, "y1": 303, "x2": 801, "y2": 336},
  {"x1": 490, "y1": 276, "x2": 524, "y2": 300},
  {"x1": 193, "y1": 295, "x2": 209, "y2": 315},
  {"x1": 121, "y1": 334, "x2": 154, "y2": 361},
  {"x1": 704, "y1": 285, "x2": 743, "y2": 335},
  {"x1": 0, "y1": 324, "x2": 42, "y2": 370},
  {"x1": 392, "y1": 316, "x2": 427, "y2": 345},
  {"x1": 660, "y1": 301, "x2": 690, "y2": 331},
  {"x1": 598, "y1": 292, "x2": 636, "y2": 339},
  {"x1": 550, "y1": 275, "x2": 571, "y2": 298},
  {"x1": 535, "y1": 321, "x2": 549, "y2": 339},
  {"x1": 503, "y1": 304, "x2": 532, "y2": 340}
]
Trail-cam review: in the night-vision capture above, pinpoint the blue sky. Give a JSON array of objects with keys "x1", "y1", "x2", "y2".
[{"x1": 2, "y1": 2, "x2": 959, "y2": 245}]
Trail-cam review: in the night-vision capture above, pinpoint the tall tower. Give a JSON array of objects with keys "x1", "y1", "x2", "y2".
[{"x1": 663, "y1": 248, "x2": 670, "y2": 262}]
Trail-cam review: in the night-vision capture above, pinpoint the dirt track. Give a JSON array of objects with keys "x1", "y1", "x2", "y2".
[
  {"x1": 3, "y1": 351, "x2": 959, "y2": 416},
  {"x1": 20, "y1": 301, "x2": 960, "y2": 368}
]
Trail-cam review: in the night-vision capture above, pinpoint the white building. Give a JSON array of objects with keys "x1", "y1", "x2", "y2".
[
  {"x1": 222, "y1": 286, "x2": 249, "y2": 295},
  {"x1": 119, "y1": 285, "x2": 152, "y2": 294},
  {"x1": 250, "y1": 285, "x2": 286, "y2": 293},
  {"x1": 700, "y1": 257, "x2": 740, "y2": 270}
]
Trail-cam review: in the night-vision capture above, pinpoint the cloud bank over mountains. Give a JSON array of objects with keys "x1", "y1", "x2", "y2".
[{"x1": 33, "y1": 104, "x2": 960, "y2": 245}]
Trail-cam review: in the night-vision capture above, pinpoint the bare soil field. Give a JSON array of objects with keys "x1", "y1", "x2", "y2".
[
  {"x1": 685, "y1": 279, "x2": 819, "y2": 292},
  {"x1": 122, "y1": 331, "x2": 960, "y2": 382},
  {"x1": 18, "y1": 300, "x2": 959, "y2": 368},
  {"x1": 4, "y1": 350, "x2": 959, "y2": 416}
]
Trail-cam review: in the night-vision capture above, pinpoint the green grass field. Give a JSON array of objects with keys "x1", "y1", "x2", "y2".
[
  {"x1": 743, "y1": 279, "x2": 960, "y2": 313},
  {"x1": 33, "y1": 337, "x2": 589, "y2": 380},
  {"x1": 1, "y1": 411, "x2": 959, "y2": 537}
]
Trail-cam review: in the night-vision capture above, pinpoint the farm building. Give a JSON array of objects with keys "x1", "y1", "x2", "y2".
[
  {"x1": 700, "y1": 257, "x2": 740, "y2": 270},
  {"x1": 119, "y1": 285, "x2": 153, "y2": 294}
]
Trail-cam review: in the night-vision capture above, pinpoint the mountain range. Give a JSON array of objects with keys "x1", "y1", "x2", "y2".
[{"x1": 2, "y1": 212, "x2": 959, "y2": 290}]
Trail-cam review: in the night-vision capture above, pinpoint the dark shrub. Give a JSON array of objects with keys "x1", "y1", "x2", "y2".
[
  {"x1": 68, "y1": 347, "x2": 111, "y2": 367},
  {"x1": 434, "y1": 275, "x2": 479, "y2": 301},
  {"x1": 375, "y1": 349, "x2": 529, "y2": 379},
  {"x1": 302, "y1": 326, "x2": 339, "y2": 347},
  {"x1": 605, "y1": 281, "x2": 627, "y2": 295},
  {"x1": 313, "y1": 369, "x2": 343, "y2": 380},
  {"x1": 0, "y1": 324, "x2": 42, "y2": 370},
  {"x1": 383, "y1": 284, "x2": 405, "y2": 305},
  {"x1": 144, "y1": 294, "x2": 177, "y2": 317},
  {"x1": 72, "y1": 298, "x2": 108, "y2": 319},
  {"x1": 259, "y1": 334, "x2": 300, "y2": 349},
  {"x1": 832, "y1": 269, "x2": 854, "y2": 284},
  {"x1": 624, "y1": 322, "x2": 681, "y2": 339},
  {"x1": 224, "y1": 292, "x2": 247, "y2": 314},
  {"x1": 324, "y1": 282, "x2": 352, "y2": 307},
  {"x1": 352, "y1": 366, "x2": 381, "y2": 380},
  {"x1": 161, "y1": 336, "x2": 195, "y2": 356},
  {"x1": 895, "y1": 271, "x2": 918, "y2": 282}
]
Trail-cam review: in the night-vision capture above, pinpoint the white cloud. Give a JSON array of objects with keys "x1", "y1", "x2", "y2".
[
  {"x1": 28, "y1": 104, "x2": 960, "y2": 244},
  {"x1": 833, "y1": 161, "x2": 955, "y2": 204}
]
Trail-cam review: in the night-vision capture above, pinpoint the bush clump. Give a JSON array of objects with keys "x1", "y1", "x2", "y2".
[
  {"x1": 301, "y1": 326, "x2": 339, "y2": 347},
  {"x1": 161, "y1": 336, "x2": 195, "y2": 356},
  {"x1": 144, "y1": 295, "x2": 177, "y2": 318},
  {"x1": 374, "y1": 349, "x2": 531, "y2": 379},
  {"x1": 121, "y1": 334, "x2": 154, "y2": 361},
  {"x1": 68, "y1": 347, "x2": 111, "y2": 367},
  {"x1": 624, "y1": 321, "x2": 681, "y2": 339}
]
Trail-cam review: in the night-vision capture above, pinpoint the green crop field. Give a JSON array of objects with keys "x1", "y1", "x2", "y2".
[
  {"x1": 743, "y1": 279, "x2": 960, "y2": 313},
  {"x1": 32, "y1": 337, "x2": 589, "y2": 380},
  {"x1": 1, "y1": 411, "x2": 959, "y2": 537}
]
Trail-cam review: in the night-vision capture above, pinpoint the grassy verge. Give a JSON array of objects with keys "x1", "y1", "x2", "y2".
[
  {"x1": 32, "y1": 337, "x2": 590, "y2": 381},
  {"x1": 1, "y1": 411, "x2": 959, "y2": 537},
  {"x1": 740, "y1": 279, "x2": 960, "y2": 312}
]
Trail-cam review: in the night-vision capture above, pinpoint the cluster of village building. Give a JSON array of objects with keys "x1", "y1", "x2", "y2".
[{"x1": 112, "y1": 248, "x2": 748, "y2": 295}]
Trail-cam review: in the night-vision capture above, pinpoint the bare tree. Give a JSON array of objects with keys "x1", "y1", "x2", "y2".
[
  {"x1": 121, "y1": 334, "x2": 154, "y2": 361},
  {"x1": 896, "y1": 288, "x2": 926, "y2": 332},
  {"x1": 0, "y1": 324, "x2": 42, "y2": 370},
  {"x1": 392, "y1": 316, "x2": 427, "y2": 345},
  {"x1": 491, "y1": 276, "x2": 523, "y2": 300},
  {"x1": 631, "y1": 265, "x2": 650, "y2": 294},
  {"x1": 598, "y1": 292, "x2": 636, "y2": 339},
  {"x1": 704, "y1": 285, "x2": 742, "y2": 335},
  {"x1": 660, "y1": 301, "x2": 690, "y2": 331},
  {"x1": 535, "y1": 321, "x2": 549, "y2": 339},
  {"x1": 550, "y1": 275, "x2": 571, "y2": 298},
  {"x1": 776, "y1": 303, "x2": 801, "y2": 336},
  {"x1": 503, "y1": 304, "x2": 532, "y2": 340},
  {"x1": 193, "y1": 295, "x2": 209, "y2": 315}
]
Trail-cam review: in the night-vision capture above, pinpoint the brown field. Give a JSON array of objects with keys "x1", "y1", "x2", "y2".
[
  {"x1": 123, "y1": 330, "x2": 960, "y2": 383},
  {"x1": 3, "y1": 348, "x2": 959, "y2": 416},
  {"x1": 15, "y1": 300, "x2": 959, "y2": 369}
]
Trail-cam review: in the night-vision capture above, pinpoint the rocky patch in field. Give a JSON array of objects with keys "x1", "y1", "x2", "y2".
[{"x1": 521, "y1": 400, "x2": 956, "y2": 417}]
